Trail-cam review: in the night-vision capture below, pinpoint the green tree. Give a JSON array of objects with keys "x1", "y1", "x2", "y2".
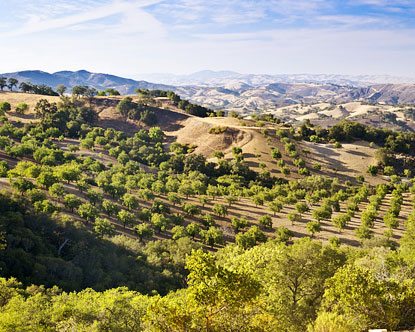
[
  {"x1": 7, "y1": 78, "x2": 18, "y2": 91},
  {"x1": 151, "y1": 213, "x2": 169, "y2": 233},
  {"x1": 258, "y1": 215, "x2": 273, "y2": 229},
  {"x1": 268, "y1": 200, "x2": 283, "y2": 216},
  {"x1": 118, "y1": 209, "x2": 135, "y2": 229},
  {"x1": 0, "y1": 77, "x2": 7, "y2": 91},
  {"x1": 288, "y1": 212, "x2": 301, "y2": 225},
  {"x1": 122, "y1": 193, "x2": 139, "y2": 211},
  {"x1": 27, "y1": 188, "x2": 46, "y2": 203},
  {"x1": 63, "y1": 194, "x2": 82, "y2": 212},
  {"x1": 355, "y1": 224, "x2": 372, "y2": 240},
  {"x1": 11, "y1": 178, "x2": 34, "y2": 195},
  {"x1": 225, "y1": 195, "x2": 237, "y2": 207},
  {"x1": 274, "y1": 226, "x2": 294, "y2": 243},
  {"x1": 55, "y1": 165, "x2": 81, "y2": 184},
  {"x1": 49, "y1": 183, "x2": 65, "y2": 201},
  {"x1": 231, "y1": 216, "x2": 248, "y2": 233},
  {"x1": 235, "y1": 226, "x2": 266, "y2": 249},
  {"x1": 212, "y1": 203, "x2": 228, "y2": 217},
  {"x1": 182, "y1": 203, "x2": 201, "y2": 216},
  {"x1": 117, "y1": 97, "x2": 136, "y2": 119},
  {"x1": 167, "y1": 192, "x2": 182, "y2": 206},
  {"x1": 252, "y1": 195, "x2": 264, "y2": 207},
  {"x1": 86, "y1": 189, "x2": 103, "y2": 206},
  {"x1": 36, "y1": 171, "x2": 58, "y2": 189},
  {"x1": 185, "y1": 249, "x2": 261, "y2": 330},
  {"x1": 200, "y1": 226, "x2": 224, "y2": 248},
  {"x1": 186, "y1": 223, "x2": 200, "y2": 239},
  {"x1": 295, "y1": 202, "x2": 309, "y2": 216},
  {"x1": 321, "y1": 264, "x2": 414, "y2": 332},
  {"x1": 332, "y1": 214, "x2": 350, "y2": 232},
  {"x1": 202, "y1": 213, "x2": 215, "y2": 227},
  {"x1": 0, "y1": 102, "x2": 11, "y2": 114},
  {"x1": 312, "y1": 205, "x2": 332, "y2": 221},
  {"x1": 171, "y1": 225, "x2": 188, "y2": 240},
  {"x1": 33, "y1": 199, "x2": 57, "y2": 214},
  {"x1": 178, "y1": 181, "x2": 194, "y2": 199},
  {"x1": 0, "y1": 161, "x2": 8, "y2": 177},
  {"x1": 78, "y1": 203, "x2": 98, "y2": 223},
  {"x1": 135, "y1": 223, "x2": 154, "y2": 242},
  {"x1": 367, "y1": 165, "x2": 378, "y2": 176},
  {"x1": 271, "y1": 147, "x2": 282, "y2": 159},
  {"x1": 93, "y1": 217, "x2": 115, "y2": 238},
  {"x1": 306, "y1": 221, "x2": 321, "y2": 238},
  {"x1": 102, "y1": 199, "x2": 120, "y2": 216},
  {"x1": 15, "y1": 103, "x2": 29, "y2": 115},
  {"x1": 56, "y1": 84, "x2": 67, "y2": 96}
]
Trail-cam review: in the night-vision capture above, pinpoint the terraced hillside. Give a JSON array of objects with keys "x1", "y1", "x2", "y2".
[{"x1": 0, "y1": 91, "x2": 414, "y2": 249}]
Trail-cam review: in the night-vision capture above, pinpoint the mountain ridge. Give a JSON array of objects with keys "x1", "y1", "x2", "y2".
[
  {"x1": 2, "y1": 69, "x2": 415, "y2": 113},
  {"x1": 0, "y1": 69, "x2": 174, "y2": 95},
  {"x1": 139, "y1": 70, "x2": 415, "y2": 87}
]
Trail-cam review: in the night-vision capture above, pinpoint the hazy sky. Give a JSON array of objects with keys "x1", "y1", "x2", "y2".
[{"x1": 1, "y1": 0, "x2": 415, "y2": 78}]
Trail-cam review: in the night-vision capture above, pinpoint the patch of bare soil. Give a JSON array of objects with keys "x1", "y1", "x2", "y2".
[{"x1": 300, "y1": 140, "x2": 382, "y2": 185}]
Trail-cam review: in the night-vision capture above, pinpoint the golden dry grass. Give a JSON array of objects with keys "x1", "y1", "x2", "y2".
[{"x1": 0, "y1": 91, "x2": 59, "y2": 110}]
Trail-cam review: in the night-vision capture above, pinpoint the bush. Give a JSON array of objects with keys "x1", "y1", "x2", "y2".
[
  {"x1": 367, "y1": 165, "x2": 378, "y2": 176},
  {"x1": 0, "y1": 102, "x2": 11, "y2": 114},
  {"x1": 275, "y1": 226, "x2": 293, "y2": 243},
  {"x1": 209, "y1": 126, "x2": 228, "y2": 134},
  {"x1": 15, "y1": 103, "x2": 29, "y2": 115},
  {"x1": 258, "y1": 215, "x2": 273, "y2": 229},
  {"x1": 306, "y1": 221, "x2": 321, "y2": 237}
]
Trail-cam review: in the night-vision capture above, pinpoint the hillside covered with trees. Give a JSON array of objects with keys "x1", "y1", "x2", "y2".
[{"x1": 1, "y1": 86, "x2": 415, "y2": 331}]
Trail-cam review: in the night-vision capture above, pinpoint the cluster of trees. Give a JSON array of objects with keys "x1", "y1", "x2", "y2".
[
  {"x1": 0, "y1": 191, "x2": 198, "y2": 293},
  {"x1": 383, "y1": 187, "x2": 404, "y2": 229},
  {"x1": 330, "y1": 185, "x2": 369, "y2": 233},
  {"x1": 355, "y1": 184, "x2": 390, "y2": 240},
  {"x1": 33, "y1": 98, "x2": 97, "y2": 135},
  {"x1": 97, "y1": 88, "x2": 121, "y2": 96},
  {"x1": 3, "y1": 96, "x2": 385, "y2": 251},
  {"x1": 117, "y1": 96, "x2": 158, "y2": 125},
  {"x1": 299, "y1": 119, "x2": 415, "y2": 158},
  {"x1": 165, "y1": 90, "x2": 214, "y2": 117},
  {"x1": 0, "y1": 77, "x2": 59, "y2": 96},
  {"x1": 18, "y1": 82, "x2": 59, "y2": 96},
  {"x1": 2, "y1": 234, "x2": 415, "y2": 331},
  {"x1": 268, "y1": 129, "x2": 313, "y2": 177},
  {"x1": 134, "y1": 89, "x2": 214, "y2": 117}
]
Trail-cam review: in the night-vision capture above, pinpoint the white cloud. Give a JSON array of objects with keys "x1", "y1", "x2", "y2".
[
  {"x1": 315, "y1": 14, "x2": 389, "y2": 27},
  {"x1": 3, "y1": 0, "x2": 163, "y2": 37}
]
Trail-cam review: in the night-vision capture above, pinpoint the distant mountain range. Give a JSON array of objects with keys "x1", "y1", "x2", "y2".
[
  {"x1": 140, "y1": 70, "x2": 415, "y2": 87},
  {"x1": 174, "y1": 83, "x2": 415, "y2": 114},
  {"x1": 2, "y1": 70, "x2": 415, "y2": 113},
  {"x1": 0, "y1": 70, "x2": 173, "y2": 95}
]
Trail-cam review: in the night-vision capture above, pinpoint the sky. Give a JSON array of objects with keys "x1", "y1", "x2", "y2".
[{"x1": 0, "y1": 0, "x2": 415, "y2": 78}]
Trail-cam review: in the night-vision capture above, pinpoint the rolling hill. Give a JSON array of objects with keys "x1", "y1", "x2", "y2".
[{"x1": 2, "y1": 70, "x2": 415, "y2": 114}]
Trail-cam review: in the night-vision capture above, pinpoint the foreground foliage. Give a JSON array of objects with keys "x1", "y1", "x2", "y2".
[{"x1": 1, "y1": 233, "x2": 415, "y2": 331}]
